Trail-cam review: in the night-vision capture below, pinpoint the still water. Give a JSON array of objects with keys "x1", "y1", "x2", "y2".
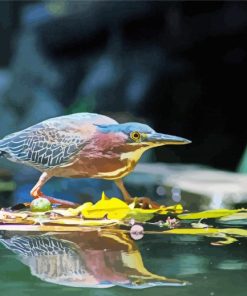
[{"x1": 0, "y1": 227, "x2": 246, "y2": 296}]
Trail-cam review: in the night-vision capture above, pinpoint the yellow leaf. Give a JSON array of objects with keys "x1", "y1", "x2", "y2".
[
  {"x1": 67, "y1": 202, "x2": 93, "y2": 216},
  {"x1": 164, "y1": 228, "x2": 219, "y2": 235},
  {"x1": 158, "y1": 204, "x2": 183, "y2": 215},
  {"x1": 101, "y1": 191, "x2": 109, "y2": 201},
  {"x1": 178, "y1": 209, "x2": 243, "y2": 220},
  {"x1": 125, "y1": 203, "x2": 183, "y2": 223},
  {"x1": 82, "y1": 193, "x2": 130, "y2": 220},
  {"x1": 49, "y1": 196, "x2": 184, "y2": 222}
]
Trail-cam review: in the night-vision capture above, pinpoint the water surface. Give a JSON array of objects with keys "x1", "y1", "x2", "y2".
[{"x1": 0, "y1": 227, "x2": 246, "y2": 296}]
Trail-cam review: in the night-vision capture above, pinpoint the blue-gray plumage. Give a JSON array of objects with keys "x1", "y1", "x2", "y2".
[{"x1": 0, "y1": 113, "x2": 190, "y2": 207}]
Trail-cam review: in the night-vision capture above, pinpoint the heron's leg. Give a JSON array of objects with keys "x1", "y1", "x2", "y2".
[
  {"x1": 114, "y1": 179, "x2": 161, "y2": 209},
  {"x1": 114, "y1": 179, "x2": 133, "y2": 203},
  {"x1": 30, "y1": 172, "x2": 78, "y2": 207}
]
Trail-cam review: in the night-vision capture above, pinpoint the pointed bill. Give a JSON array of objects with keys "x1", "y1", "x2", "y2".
[{"x1": 146, "y1": 133, "x2": 191, "y2": 145}]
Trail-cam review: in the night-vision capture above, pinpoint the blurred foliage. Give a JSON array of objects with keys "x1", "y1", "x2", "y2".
[
  {"x1": 0, "y1": 180, "x2": 16, "y2": 192},
  {"x1": 66, "y1": 95, "x2": 96, "y2": 114}
]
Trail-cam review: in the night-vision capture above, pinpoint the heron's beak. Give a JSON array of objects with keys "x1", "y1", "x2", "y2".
[{"x1": 146, "y1": 133, "x2": 191, "y2": 146}]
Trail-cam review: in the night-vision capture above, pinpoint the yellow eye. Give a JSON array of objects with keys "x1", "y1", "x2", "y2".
[{"x1": 130, "y1": 131, "x2": 141, "y2": 142}]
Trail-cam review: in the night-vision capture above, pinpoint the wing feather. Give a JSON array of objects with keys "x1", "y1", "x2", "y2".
[{"x1": 0, "y1": 124, "x2": 86, "y2": 170}]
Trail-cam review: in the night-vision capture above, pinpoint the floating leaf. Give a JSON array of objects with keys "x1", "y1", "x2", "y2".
[
  {"x1": 164, "y1": 228, "x2": 219, "y2": 235},
  {"x1": 126, "y1": 208, "x2": 159, "y2": 222},
  {"x1": 178, "y1": 209, "x2": 245, "y2": 220},
  {"x1": 81, "y1": 192, "x2": 130, "y2": 220},
  {"x1": 218, "y1": 212, "x2": 247, "y2": 225},
  {"x1": 158, "y1": 204, "x2": 183, "y2": 215},
  {"x1": 67, "y1": 202, "x2": 93, "y2": 216}
]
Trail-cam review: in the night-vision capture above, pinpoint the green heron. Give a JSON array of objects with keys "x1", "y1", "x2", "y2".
[{"x1": 0, "y1": 113, "x2": 190, "y2": 207}]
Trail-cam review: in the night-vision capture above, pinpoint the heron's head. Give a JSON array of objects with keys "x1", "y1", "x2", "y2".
[{"x1": 96, "y1": 122, "x2": 191, "y2": 154}]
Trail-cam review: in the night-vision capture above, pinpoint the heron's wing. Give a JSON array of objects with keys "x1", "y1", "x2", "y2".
[
  {"x1": 0, "y1": 113, "x2": 118, "y2": 170},
  {"x1": 0, "y1": 123, "x2": 87, "y2": 170}
]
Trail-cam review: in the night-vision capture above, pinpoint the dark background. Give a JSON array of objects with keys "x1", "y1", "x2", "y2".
[{"x1": 1, "y1": 1, "x2": 247, "y2": 171}]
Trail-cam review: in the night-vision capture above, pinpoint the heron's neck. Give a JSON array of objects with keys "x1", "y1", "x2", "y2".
[{"x1": 119, "y1": 144, "x2": 151, "y2": 163}]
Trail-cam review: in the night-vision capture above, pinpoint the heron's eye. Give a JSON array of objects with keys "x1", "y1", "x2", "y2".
[{"x1": 130, "y1": 131, "x2": 141, "y2": 142}]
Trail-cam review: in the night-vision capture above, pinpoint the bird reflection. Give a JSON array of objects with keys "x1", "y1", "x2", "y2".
[{"x1": 0, "y1": 229, "x2": 187, "y2": 288}]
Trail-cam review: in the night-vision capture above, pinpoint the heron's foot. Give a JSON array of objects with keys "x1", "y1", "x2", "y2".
[
  {"x1": 126, "y1": 197, "x2": 161, "y2": 209},
  {"x1": 31, "y1": 190, "x2": 78, "y2": 207}
]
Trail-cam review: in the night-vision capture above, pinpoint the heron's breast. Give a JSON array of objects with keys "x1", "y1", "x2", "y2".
[
  {"x1": 51, "y1": 143, "x2": 150, "y2": 179},
  {"x1": 52, "y1": 155, "x2": 135, "y2": 179}
]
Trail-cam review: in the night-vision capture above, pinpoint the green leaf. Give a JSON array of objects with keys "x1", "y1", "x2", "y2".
[
  {"x1": 218, "y1": 212, "x2": 247, "y2": 225},
  {"x1": 178, "y1": 209, "x2": 245, "y2": 220},
  {"x1": 126, "y1": 208, "x2": 159, "y2": 222}
]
